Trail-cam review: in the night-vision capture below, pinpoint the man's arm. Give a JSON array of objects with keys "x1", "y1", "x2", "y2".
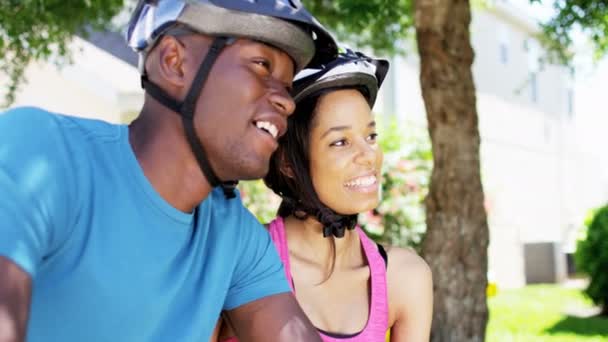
[
  {"x1": 0, "y1": 256, "x2": 31, "y2": 342},
  {"x1": 224, "y1": 293, "x2": 321, "y2": 342}
]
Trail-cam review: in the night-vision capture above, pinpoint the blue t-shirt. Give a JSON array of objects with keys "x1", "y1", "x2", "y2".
[{"x1": 0, "y1": 107, "x2": 290, "y2": 341}]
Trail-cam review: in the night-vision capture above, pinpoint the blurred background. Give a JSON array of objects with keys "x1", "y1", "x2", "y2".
[{"x1": 1, "y1": 0, "x2": 607, "y2": 340}]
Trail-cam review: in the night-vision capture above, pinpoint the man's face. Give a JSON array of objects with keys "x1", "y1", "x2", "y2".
[{"x1": 189, "y1": 38, "x2": 296, "y2": 181}]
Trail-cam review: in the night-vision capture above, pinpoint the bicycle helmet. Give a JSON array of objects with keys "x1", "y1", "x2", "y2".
[
  {"x1": 125, "y1": 0, "x2": 338, "y2": 198},
  {"x1": 292, "y1": 47, "x2": 389, "y2": 107}
]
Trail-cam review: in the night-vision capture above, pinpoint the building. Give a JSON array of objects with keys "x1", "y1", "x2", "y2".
[
  {"x1": 375, "y1": 0, "x2": 608, "y2": 288},
  {"x1": 0, "y1": 31, "x2": 143, "y2": 123}
]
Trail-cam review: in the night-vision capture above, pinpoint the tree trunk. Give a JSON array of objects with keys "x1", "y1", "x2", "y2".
[{"x1": 414, "y1": 0, "x2": 490, "y2": 341}]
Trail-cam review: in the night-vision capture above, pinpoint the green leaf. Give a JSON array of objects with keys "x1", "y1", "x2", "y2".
[{"x1": 0, "y1": 0, "x2": 126, "y2": 107}]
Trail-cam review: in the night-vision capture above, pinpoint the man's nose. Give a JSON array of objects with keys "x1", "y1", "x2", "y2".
[{"x1": 268, "y1": 81, "x2": 296, "y2": 116}]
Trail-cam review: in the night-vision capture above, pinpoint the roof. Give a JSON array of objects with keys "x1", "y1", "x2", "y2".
[{"x1": 81, "y1": 28, "x2": 138, "y2": 68}]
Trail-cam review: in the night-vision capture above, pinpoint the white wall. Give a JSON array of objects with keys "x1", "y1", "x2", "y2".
[
  {"x1": 377, "y1": 3, "x2": 608, "y2": 288},
  {"x1": 0, "y1": 37, "x2": 143, "y2": 123}
]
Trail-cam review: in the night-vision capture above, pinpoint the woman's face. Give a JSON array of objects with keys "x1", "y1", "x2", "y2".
[{"x1": 307, "y1": 89, "x2": 383, "y2": 215}]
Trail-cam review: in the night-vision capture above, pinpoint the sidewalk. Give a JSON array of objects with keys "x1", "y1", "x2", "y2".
[{"x1": 561, "y1": 277, "x2": 603, "y2": 318}]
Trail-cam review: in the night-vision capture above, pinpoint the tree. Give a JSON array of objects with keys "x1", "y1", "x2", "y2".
[
  {"x1": 414, "y1": 1, "x2": 489, "y2": 339},
  {"x1": 304, "y1": 0, "x2": 413, "y2": 56},
  {"x1": 304, "y1": 0, "x2": 490, "y2": 341},
  {"x1": 0, "y1": 0, "x2": 126, "y2": 107},
  {"x1": 533, "y1": 0, "x2": 608, "y2": 64}
]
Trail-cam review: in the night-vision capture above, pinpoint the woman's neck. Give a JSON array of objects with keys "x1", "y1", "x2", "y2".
[{"x1": 283, "y1": 215, "x2": 363, "y2": 271}]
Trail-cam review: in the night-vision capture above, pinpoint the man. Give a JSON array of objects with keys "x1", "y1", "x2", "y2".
[{"x1": 0, "y1": 1, "x2": 337, "y2": 341}]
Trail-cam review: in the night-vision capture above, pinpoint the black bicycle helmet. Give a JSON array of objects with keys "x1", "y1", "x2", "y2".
[{"x1": 292, "y1": 47, "x2": 389, "y2": 107}]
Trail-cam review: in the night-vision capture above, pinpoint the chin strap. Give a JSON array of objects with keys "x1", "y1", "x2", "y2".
[
  {"x1": 141, "y1": 36, "x2": 238, "y2": 199},
  {"x1": 322, "y1": 215, "x2": 358, "y2": 238}
]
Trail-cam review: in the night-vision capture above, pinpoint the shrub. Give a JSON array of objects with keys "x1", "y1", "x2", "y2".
[
  {"x1": 575, "y1": 204, "x2": 608, "y2": 315},
  {"x1": 238, "y1": 179, "x2": 281, "y2": 224}
]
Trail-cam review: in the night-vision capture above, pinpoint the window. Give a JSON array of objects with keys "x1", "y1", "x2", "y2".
[
  {"x1": 530, "y1": 72, "x2": 538, "y2": 103},
  {"x1": 498, "y1": 24, "x2": 510, "y2": 65},
  {"x1": 500, "y1": 43, "x2": 509, "y2": 64},
  {"x1": 567, "y1": 89, "x2": 574, "y2": 118},
  {"x1": 527, "y1": 39, "x2": 540, "y2": 72}
]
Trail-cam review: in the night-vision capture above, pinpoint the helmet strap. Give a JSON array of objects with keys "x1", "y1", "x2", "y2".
[{"x1": 141, "y1": 36, "x2": 238, "y2": 199}]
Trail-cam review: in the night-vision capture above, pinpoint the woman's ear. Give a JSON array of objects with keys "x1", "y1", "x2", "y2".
[{"x1": 278, "y1": 150, "x2": 295, "y2": 179}]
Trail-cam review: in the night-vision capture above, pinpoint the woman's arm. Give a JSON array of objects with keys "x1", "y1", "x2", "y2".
[{"x1": 386, "y1": 247, "x2": 433, "y2": 342}]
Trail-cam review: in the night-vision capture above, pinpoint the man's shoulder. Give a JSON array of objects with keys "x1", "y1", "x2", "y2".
[
  {"x1": 1, "y1": 106, "x2": 63, "y2": 134},
  {"x1": 0, "y1": 107, "x2": 125, "y2": 191},
  {"x1": 0, "y1": 106, "x2": 122, "y2": 146}
]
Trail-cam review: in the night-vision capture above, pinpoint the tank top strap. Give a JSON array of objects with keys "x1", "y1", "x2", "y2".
[
  {"x1": 268, "y1": 217, "x2": 295, "y2": 292},
  {"x1": 355, "y1": 226, "x2": 389, "y2": 335}
]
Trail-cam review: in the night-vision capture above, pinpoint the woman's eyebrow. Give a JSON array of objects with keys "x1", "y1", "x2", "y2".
[
  {"x1": 321, "y1": 121, "x2": 376, "y2": 138},
  {"x1": 321, "y1": 125, "x2": 351, "y2": 139}
]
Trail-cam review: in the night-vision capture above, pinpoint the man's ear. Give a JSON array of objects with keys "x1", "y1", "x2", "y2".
[{"x1": 147, "y1": 35, "x2": 187, "y2": 88}]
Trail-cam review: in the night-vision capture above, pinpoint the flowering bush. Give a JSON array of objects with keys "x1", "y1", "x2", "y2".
[
  {"x1": 359, "y1": 119, "x2": 432, "y2": 250},
  {"x1": 239, "y1": 117, "x2": 432, "y2": 249},
  {"x1": 238, "y1": 178, "x2": 282, "y2": 224}
]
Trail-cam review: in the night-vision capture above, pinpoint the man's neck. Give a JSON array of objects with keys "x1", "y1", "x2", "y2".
[{"x1": 128, "y1": 105, "x2": 213, "y2": 213}]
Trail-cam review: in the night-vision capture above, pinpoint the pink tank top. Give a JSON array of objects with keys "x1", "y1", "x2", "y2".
[{"x1": 222, "y1": 217, "x2": 389, "y2": 341}]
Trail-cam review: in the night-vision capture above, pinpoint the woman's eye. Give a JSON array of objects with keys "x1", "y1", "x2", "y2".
[
  {"x1": 330, "y1": 139, "x2": 348, "y2": 147},
  {"x1": 367, "y1": 132, "x2": 378, "y2": 142}
]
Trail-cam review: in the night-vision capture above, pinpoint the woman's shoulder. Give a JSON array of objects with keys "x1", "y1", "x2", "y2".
[
  {"x1": 384, "y1": 245, "x2": 433, "y2": 324},
  {"x1": 385, "y1": 246, "x2": 431, "y2": 275},
  {"x1": 384, "y1": 245, "x2": 433, "y2": 295}
]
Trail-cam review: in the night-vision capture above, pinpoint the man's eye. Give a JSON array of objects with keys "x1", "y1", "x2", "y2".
[{"x1": 253, "y1": 59, "x2": 271, "y2": 71}]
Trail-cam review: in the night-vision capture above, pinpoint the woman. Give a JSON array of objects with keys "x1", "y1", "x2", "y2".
[{"x1": 219, "y1": 49, "x2": 433, "y2": 341}]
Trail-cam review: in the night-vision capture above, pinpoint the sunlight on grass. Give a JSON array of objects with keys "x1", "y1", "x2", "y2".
[{"x1": 486, "y1": 285, "x2": 608, "y2": 341}]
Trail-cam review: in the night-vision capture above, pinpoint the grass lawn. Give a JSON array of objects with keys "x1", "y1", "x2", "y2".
[{"x1": 487, "y1": 284, "x2": 608, "y2": 341}]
